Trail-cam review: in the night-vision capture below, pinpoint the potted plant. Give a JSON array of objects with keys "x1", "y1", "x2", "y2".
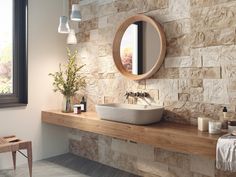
[{"x1": 49, "y1": 48, "x2": 86, "y2": 113}]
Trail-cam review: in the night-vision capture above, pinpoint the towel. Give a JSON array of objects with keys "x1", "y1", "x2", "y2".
[{"x1": 216, "y1": 134, "x2": 236, "y2": 172}]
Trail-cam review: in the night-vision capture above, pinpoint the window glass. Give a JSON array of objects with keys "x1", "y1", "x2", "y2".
[
  {"x1": 0, "y1": 0, "x2": 28, "y2": 108},
  {"x1": 0, "y1": 1, "x2": 13, "y2": 94}
]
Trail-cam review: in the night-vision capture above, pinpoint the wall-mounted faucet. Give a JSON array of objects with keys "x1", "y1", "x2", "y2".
[{"x1": 124, "y1": 91, "x2": 149, "y2": 99}]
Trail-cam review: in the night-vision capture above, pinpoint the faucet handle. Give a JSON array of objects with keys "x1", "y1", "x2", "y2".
[
  {"x1": 143, "y1": 92, "x2": 149, "y2": 97},
  {"x1": 124, "y1": 92, "x2": 129, "y2": 99},
  {"x1": 125, "y1": 91, "x2": 133, "y2": 99}
]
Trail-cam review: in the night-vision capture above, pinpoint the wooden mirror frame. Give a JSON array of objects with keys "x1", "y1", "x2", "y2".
[{"x1": 112, "y1": 14, "x2": 166, "y2": 81}]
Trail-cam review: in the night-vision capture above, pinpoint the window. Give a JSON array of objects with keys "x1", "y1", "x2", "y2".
[{"x1": 0, "y1": 0, "x2": 28, "y2": 108}]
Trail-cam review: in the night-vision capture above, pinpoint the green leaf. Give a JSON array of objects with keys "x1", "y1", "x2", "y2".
[{"x1": 49, "y1": 48, "x2": 86, "y2": 96}]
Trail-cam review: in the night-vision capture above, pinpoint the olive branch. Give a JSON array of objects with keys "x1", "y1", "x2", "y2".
[{"x1": 49, "y1": 48, "x2": 86, "y2": 96}]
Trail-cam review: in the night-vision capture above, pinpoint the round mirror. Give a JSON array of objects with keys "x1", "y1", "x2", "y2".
[{"x1": 113, "y1": 14, "x2": 166, "y2": 80}]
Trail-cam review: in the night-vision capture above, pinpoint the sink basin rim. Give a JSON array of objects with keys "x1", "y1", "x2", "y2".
[
  {"x1": 96, "y1": 103, "x2": 163, "y2": 111},
  {"x1": 95, "y1": 103, "x2": 163, "y2": 125}
]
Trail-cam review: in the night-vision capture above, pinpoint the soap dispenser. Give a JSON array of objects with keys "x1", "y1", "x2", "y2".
[
  {"x1": 223, "y1": 107, "x2": 228, "y2": 119},
  {"x1": 80, "y1": 96, "x2": 87, "y2": 112},
  {"x1": 222, "y1": 106, "x2": 228, "y2": 129}
]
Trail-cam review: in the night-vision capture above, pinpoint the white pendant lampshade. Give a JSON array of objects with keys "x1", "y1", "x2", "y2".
[
  {"x1": 67, "y1": 29, "x2": 77, "y2": 44},
  {"x1": 58, "y1": 16, "x2": 70, "y2": 33},
  {"x1": 70, "y1": 4, "x2": 81, "y2": 22}
]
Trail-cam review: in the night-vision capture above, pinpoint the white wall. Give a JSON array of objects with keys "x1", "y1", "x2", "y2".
[{"x1": 0, "y1": 0, "x2": 69, "y2": 169}]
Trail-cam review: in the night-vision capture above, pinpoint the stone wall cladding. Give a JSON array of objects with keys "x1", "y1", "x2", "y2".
[
  {"x1": 69, "y1": 129, "x2": 236, "y2": 177},
  {"x1": 71, "y1": 0, "x2": 236, "y2": 124},
  {"x1": 68, "y1": 0, "x2": 236, "y2": 176}
]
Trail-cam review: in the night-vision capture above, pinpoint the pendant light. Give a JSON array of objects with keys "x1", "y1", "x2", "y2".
[
  {"x1": 71, "y1": 4, "x2": 82, "y2": 22},
  {"x1": 58, "y1": 0, "x2": 70, "y2": 33},
  {"x1": 58, "y1": 16, "x2": 70, "y2": 33},
  {"x1": 67, "y1": 29, "x2": 77, "y2": 44}
]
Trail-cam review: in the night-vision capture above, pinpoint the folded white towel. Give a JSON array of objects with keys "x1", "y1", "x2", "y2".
[{"x1": 216, "y1": 134, "x2": 236, "y2": 172}]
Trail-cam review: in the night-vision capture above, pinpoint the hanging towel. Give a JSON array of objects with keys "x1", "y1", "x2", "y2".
[{"x1": 216, "y1": 133, "x2": 236, "y2": 172}]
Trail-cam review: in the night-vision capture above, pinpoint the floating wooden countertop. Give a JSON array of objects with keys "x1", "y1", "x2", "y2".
[{"x1": 42, "y1": 110, "x2": 225, "y2": 159}]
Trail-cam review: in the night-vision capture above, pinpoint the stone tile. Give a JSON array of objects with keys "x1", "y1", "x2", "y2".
[
  {"x1": 97, "y1": 78, "x2": 126, "y2": 97},
  {"x1": 137, "y1": 143, "x2": 155, "y2": 161},
  {"x1": 216, "y1": 169, "x2": 236, "y2": 177},
  {"x1": 104, "y1": 96, "x2": 115, "y2": 103},
  {"x1": 221, "y1": 45, "x2": 236, "y2": 66},
  {"x1": 95, "y1": 0, "x2": 114, "y2": 6},
  {"x1": 98, "y1": 16, "x2": 109, "y2": 28},
  {"x1": 167, "y1": 34, "x2": 190, "y2": 57},
  {"x1": 164, "y1": 101, "x2": 224, "y2": 123},
  {"x1": 110, "y1": 151, "x2": 138, "y2": 174},
  {"x1": 146, "y1": 79, "x2": 179, "y2": 101},
  {"x1": 98, "y1": 135, "x2": 113, "y2": 165},
  {"x1": 80, "y1": 3, "x2": 97, "y2": 21},
  {"x1": 111, "y1": 138, "x2": 138, "y2": 156},
  {"x1": 228, "y1": 91, "x2": 236, "y2": 105},
  {"x1": 96, "y1": 2, "x2": 118, "y2": 17},
  {"x1": 165, "y1": 56, "x2": 201, "y2": 68},
  {"x1": 136, "y1": 159, "x2": 169, "y2": 177},
  {"x1": 168, "y1": 166, "x2": 192, "y2": 177},
  {"x1": 97, "y1": 56, "x2": 116, "y2": 73},
  {"x1": 222, "y1": 66, "x2": 236, "y2": 79},
  {"x1": 178, "y1": 79, "x2": 190, "y2": 93},
  {"x1": 190, "y1": 28, "x2": 235, "y2": 48},
  {"x1": 107, "y1": 9, "x2": 138, "y2": 28},
  {"x1": 98, "y1": 73, "x2": 115, "y2": 79},
  {"x1": 98, "y1": 26, "x2": 116, "y2": 44},
  {"x1": 191, "y1": 172, "x2": 212, "y2": 177},
  {"x1": 78, "y1": 18, "x2": 98, "y2": 32},
  {"x1": 190, "y1": 79, "x2": 203, "y2": 87},
  {"x1": 200, "y1": 46, "x2": 221, "y2": 67},
  {"x1": 163, "y1": 102, "x2": 192, "y2": 124},
  {"x1": 169, "y1": 0, "x2": 190, "y2": 18},
  {"x1": 148, "y1": 89, "x2": 160, "y2": 102},
  {"x1": 189, "y1": 87, "x2": 204, "y2": 102},
  {"x1": 154, "y1": 148, "x2": 190, "y2": 169},
  {"x1": 76, "y1": 31, "x2": 90, "y2": 43},
  {"x1": 90, "y1": 29, "x2": 99, "y2": 41},
  {"x1": 151, "y1": 67, "x2": 179, "y2": 79},
  {"x1": 190, "y1": 0, "x2": 236, "y2": 8},
  {"x1": 179, "y1": 68, "x2": 221, "y2": 79},
  {"x1": 69, "y1": 0, "x2": 80, "y2": 6},
  {"x1": 134, "y1": 0, "x2": 169, "y2": 13},
  {"x1": 178, "y1": 93, "x2": 190, "y2": 101},
  {"x1": 191, "y1": 2, "x2": 236, "y2": 31},
  {"x1": 98, "y1": 44, "x2": 112, "y2": 57},
  {"x1": 227, "y1": 81, "x2": 236, "y2": 91},
  {"x1": 203, "y1": 79, "x2": 229, "y2": 104},
  {"x1": 69, "y1": 136, "x2": 99, "y2": 161},
  {"x1": 164, "y1": 19, "x2": 191, "y2": 39},
  {"x1": 114, "y1": 0, "x2": 136, "y2": 13},
  {"x1": 190, "y1": 155, "x2": 215, "y2": 177}
]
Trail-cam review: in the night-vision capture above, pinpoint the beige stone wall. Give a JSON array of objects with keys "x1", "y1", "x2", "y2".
[
  {"x1": 68, "y1": 0, "x2": 236, "y2": 176},
  {"x1": 71, "y1": 0, "x2": 236, "y2": 125},
  {"x1": 69, "y1": 129, "x2": 236, "y2": 177}
]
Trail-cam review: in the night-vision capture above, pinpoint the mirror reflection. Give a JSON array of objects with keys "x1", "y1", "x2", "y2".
[{"x1": 120, "y1": 21, "x2": 161, "y2": 75}]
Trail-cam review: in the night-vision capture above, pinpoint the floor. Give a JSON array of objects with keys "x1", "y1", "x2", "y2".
[{"x1": 0, "y1": 153, "x2": 139, "y2": 177}]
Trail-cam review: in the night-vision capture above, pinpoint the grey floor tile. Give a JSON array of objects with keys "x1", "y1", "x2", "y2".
[{"x1": 0, "y1": 153, "x2": 140, "y2": 177}]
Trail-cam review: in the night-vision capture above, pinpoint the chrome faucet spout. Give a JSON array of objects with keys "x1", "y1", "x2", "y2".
[{"x1": 124, "y1": 91, "x2": 149, "y2": 99}]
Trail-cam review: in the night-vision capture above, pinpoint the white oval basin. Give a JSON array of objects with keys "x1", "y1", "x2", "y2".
[{"x1": 95, "y1": 103, "x2": 163, "y2": 125}]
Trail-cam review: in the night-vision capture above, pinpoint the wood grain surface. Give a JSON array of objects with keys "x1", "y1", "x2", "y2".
[{"x1": 42, "y1": 110, "x2": 225, "y2": 159}]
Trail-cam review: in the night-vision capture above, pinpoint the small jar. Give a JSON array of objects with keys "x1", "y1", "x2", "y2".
[
  {"x1": 198, "y1": 117, "x2": 209, "y2": 132},
  {"x1": 73, "y1": 104, "x2": 81, "y2": 114},
  {"x1": 209, "y1": 120, "x2": 222, "y2": 134},
  {"x1": 228, "y1": 121, "x2": 236, "y2": 133}
]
